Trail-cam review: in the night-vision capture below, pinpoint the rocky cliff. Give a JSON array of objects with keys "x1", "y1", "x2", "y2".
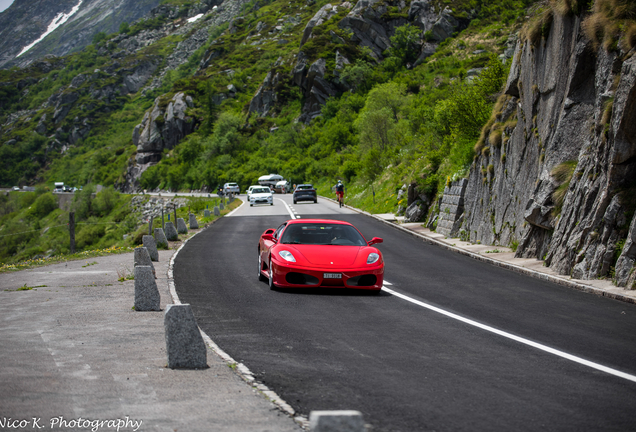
[
  {"x1": 459, "y1": 10, "x2": 636, "y2": 288},
  {"x1": 0, "y1": 0, "x2": 161, "y2": 69}
]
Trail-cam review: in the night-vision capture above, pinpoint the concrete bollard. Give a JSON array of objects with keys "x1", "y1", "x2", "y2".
[
  {"x1": 189, "y1": 213, "x2": 199, "y2": 229},
  {"x1": 164, "y1": 222, "x2": 178, "y2": 241},
  {"x1": 204, "y1": 209, "x2": 211, "y2": 217},
  {"x1": 214, "y1": 206, "x2": 220, "y2": 216},
  {"x1": 164, "y1": 304, "x2": 207, "y2": 369},
  {"x1": 133, "y1": 247, "x2": 155, "y2": 278},
  {"x1": 142, "y1": 235, "x2": 159, "y2": 261},
  {"x1": 309, "y1": 411, "x2": 366, "y2": 432},
  {"x1": 134, "y1": 266, "x2": 160, "y2": 311},
  {"x1": 154, "y1": 228, "x2": 168, "y2": 248},
  {"x1": 219, "y1": 202, "x2": 225, "y2": 210},
  {"x1": 177, "y1": 218, "x2": 188, "y2": 234}
]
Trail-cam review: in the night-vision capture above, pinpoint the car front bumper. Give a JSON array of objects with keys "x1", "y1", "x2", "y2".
[
  {"x1": 271, "y1": 260, "x2": 384, "y2": 290},
  {"x1": 251, "y1": 197, "x2": 273, "y2": 205}
]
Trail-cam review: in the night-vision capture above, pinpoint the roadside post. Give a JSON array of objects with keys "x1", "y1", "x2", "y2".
[{"x1": 69, "y1": 212, "x2": 75, "y2": 254}]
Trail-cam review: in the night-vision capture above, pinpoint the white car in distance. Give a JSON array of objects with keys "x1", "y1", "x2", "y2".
[
  {"x1": 223, "y1": 182, "x2": 240, "y2": 195},
  {"x1": 249, "y1": 187, "x2": 274, "y2": 207},
  {"x1": 246, "y1": 185, "x2": 260, "y2": 200}
]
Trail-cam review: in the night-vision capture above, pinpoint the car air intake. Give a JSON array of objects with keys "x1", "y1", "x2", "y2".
[
  {"x1": 286, "y1": 272, "x2": 319, "y2": 285},
  {"x1": 346, "y1": 275, "x2": 377, "y2": 287}
]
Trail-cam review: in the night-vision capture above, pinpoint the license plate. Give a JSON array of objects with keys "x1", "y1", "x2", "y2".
[{"x1": 323, "y1": 273, "x2": 342, "y2": 279}]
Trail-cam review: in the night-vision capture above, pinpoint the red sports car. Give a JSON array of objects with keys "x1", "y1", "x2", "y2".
[{"x1": 258, "y1": 219, "x2": 384, "y2": 292}]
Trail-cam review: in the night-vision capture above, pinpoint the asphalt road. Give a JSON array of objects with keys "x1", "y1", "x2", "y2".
[{"x1": 174, "y1": 195, "x2": 636, "y2": 431}]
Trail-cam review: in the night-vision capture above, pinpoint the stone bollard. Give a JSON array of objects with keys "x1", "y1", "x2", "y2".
[
  {"x1": 133, "y1": 247, "x2": 155, "y2": 278},
  {"x1": 154, "y1": 228, "x2": 168, "y2": 248},
  {"x1": 164, "y1": 304, "x2": 207, "y2": 369},
  {"x1": 177, "y1": 218, "x2": 188, "y2": 234},
  {"x1": 309, "y1": 411, "x2": 366, "y2": 432},
  {"x1": 220, "y1": 202, "x2": 225, "y2": 210},
  {"x1": 164, "y1": 222, "x2": 178, "y2": 241},
  {"x1": 204, "y1": 209, "x2": 211, "y2": 217},
  {"x1": 142, "y1": 235, "x2": 159, "y2": 261},
  {"x1": 189, "y1": 213, "x2": 199, "y2": 229},
  {"x1": 134, "y1": 266, "x2": 160, "y2": 311},
  {"x1": 214, "y1": 206, "x2": 220, "y2": 216}
]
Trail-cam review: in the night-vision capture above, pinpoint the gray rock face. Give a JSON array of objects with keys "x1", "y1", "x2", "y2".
[
  {"x1": 142, "y1": 235, "x2": 159, "y2": 262},
  {"x1": 404, "y1": 200, "x2": 427, "y2": 223},
  {"x1": 457, "y1": 12, "x2": 636, "y2": 287},
  {"x1": 154, "y1": 227, "x2": 168, "y2": 248},
  {"x1": 309, "y1": 410, "x2": 366, "y2": 432},
  {"x1": 134, "y1": 266, "x2": 160, "y2": 311},
  {"x1": 164, "y1": 221, "x2": 178, "y2": 241},
  {"x1": 189, "y1": 213, "x2": 199, "y2": 229},
  {"x1": 134, "y1": 92, "x2": 196, "y2": 165},
  {"x1": 204, "y1": 209, "x2": 211, "y2": 217},
  {"x1": 338, "y1": 0, "x2": 395, "y2": 61},
  {"x1": 176, "y1": 218, "x2": 188, "y2": 234},
  {"x1": 219, "y1": 202, "x2": 225, "y2": 210},
  {"x1": 300, "y1": 3, "x2": 340, "y2": 47},
  {"x1": 299, "y1": 58, "x2": 338, "y2": 123},
  {"x1": 133, "y1": 247, "x2": 155, "y2": 277},
  {"x1": 214, "y1": 206, "x2": 220, "y2": 216},
  {"x1": 164, "y1": 304, "x2": 207, "y2": 369},
  {"x1": 248, "y1": 72, "x2": 280, "y2": 118}
]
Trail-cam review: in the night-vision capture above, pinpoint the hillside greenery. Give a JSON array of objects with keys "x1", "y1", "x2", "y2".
[{"x1": 2, "y1": 0, "x2": 593, "y2": 261}]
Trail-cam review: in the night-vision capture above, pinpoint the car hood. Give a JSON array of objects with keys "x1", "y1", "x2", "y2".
[
  {"x1": 252, "y1": 193, "x2": 271, "y2": 198},
  {"x1": 287, "y1": 245, "x2": 361, "y2": 266}
]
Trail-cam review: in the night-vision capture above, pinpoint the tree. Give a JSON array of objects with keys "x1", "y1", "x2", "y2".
[
  {"x1": 92, "y1": 32, "x2": 108, "y2": 45},
  {"x1": 119, "y1": 22, "x2": 130, "y2": 34},
  {"x1": 388, "y1": 23, "x2": 422, "y2": 65}
]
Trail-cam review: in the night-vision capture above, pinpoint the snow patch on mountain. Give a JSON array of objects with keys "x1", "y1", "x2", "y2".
[
  {"x1": 187, "y1": 13, "x2": 203, "y2": 23},
  {"x1": 17, "y1": 0, "x2": 83, "y2": 57}
]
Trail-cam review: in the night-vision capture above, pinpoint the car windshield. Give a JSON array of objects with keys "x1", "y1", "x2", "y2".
[
  {"x1": 280, "y1": 223, "x2": 366, "y2": 246},
  {"x1": 252, "y1": 188, "x2": 269, "y2": 194},
  {"x1": 297, "y1": 185, "x2": 313, "y2": 190}
]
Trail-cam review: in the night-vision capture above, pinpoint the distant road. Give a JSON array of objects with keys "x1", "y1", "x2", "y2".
[{"x1": 175, "y1": 195, "x2": 636, "y2": 431}]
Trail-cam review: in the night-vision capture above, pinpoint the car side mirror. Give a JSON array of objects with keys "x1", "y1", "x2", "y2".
[
  {"x1": 368, "y1": 237, "x2": 383, "y2": 246},
  {"x1": 262, "y1": 233, "x2": 276, "y2": 243}
]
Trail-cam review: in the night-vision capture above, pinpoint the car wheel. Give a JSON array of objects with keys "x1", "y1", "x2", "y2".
[
  {"x1": 250, "y1": 203, "x2": 253, "y2": 207},
  {"x1": 293, "y1": 200, "x2": 297, "y2": 204},
  {"x1": 258, "y1": 252, "x2": 266, "y2": 282},
  {"x1": 314, "y1": 199, "x2": 317, "y2": 203},
  {"x1": 270, "y1": 202, "x2": 273, "y2": 206},
  {"x1": 268, "y1": 259, "x2": 276, "y2": 290}
]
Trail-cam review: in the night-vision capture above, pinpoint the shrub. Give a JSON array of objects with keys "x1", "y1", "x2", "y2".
[{"x1": 28, "y1": 193, "x2": 58, "y2": 219}]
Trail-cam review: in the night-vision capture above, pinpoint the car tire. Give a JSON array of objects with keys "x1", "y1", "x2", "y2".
[
  {"x1": 250, "y1": 203, "x2": 253, "y2": 207},
  {"x1": 268, "y1": 259, "x2": 276, "y2": 290},
  {"x1": 270, "y1": 203, "x2": 273, "y2": 206},
  {"x1": 258, "y1": 253, "x2": 266, "y2": 282},
  {"x1": 314, "y1": 199, "x2": 317, "y2": 203},
  {"x1": 293, "y1": 200, "x2": 297, "y2": 204}
]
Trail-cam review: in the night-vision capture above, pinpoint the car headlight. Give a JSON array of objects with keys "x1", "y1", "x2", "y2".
[
  {"x1": 367, "y1": 253, "x2": 380, "y2": 264},
  {"x1": 279, "y1": 250, "x2": 296, "y2": 262}
]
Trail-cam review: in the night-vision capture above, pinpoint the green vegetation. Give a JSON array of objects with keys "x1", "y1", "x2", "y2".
[
  {"x1": 0, "y1": 185, "x2": 240, "y2": 268},
  {"x1": 1, "y1": 0, "x2": 573, "y2": 263}
]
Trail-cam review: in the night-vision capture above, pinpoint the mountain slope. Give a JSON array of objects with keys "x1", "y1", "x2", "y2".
[{"x1": 0, "y1": 0, "x2": 161, "y2": 69}]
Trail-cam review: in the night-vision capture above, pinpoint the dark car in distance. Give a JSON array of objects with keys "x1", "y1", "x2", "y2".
[{"x1": 293, "y1": 184, "x2": 317, "y2": 204}]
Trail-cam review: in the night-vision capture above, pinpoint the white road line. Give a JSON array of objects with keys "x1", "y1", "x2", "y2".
[
  {"x1": 381, "y1": 282, "x2": 636, "y2": 384},
  {"x1": 276, "y1": 198, "x2": 296, "y2": 219}
]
